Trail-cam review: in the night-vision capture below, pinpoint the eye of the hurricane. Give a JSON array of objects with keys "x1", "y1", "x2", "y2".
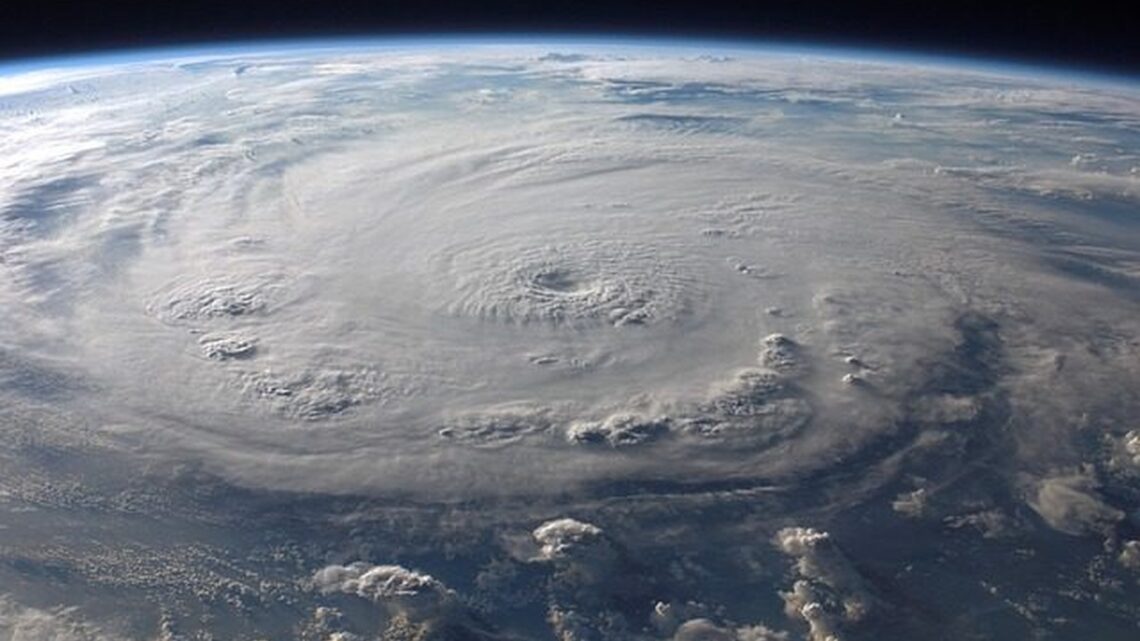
[
  {"x1": 442, "y1": 240, "x2": 700, "y2": 328},
  {"x1": 517, "y1": 265, "x2": 636, "y2": 324},
  {"x1": 529, "y1": 267, "x2": 596, "y2": 295}
]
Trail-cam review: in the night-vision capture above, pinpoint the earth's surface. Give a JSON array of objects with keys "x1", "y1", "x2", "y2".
[{"x1": 1, "y1": 39, "x2": 1139, "y2": 640}]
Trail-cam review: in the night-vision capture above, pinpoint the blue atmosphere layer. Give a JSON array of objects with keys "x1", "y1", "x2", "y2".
[{"x1": 0, "y1": 35, "x2": 1136, "y2": 89}]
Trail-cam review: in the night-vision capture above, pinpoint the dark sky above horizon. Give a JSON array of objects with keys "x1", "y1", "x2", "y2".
[{"x1": 0, "y1": 0, "x2": 1137, "y2": 76}]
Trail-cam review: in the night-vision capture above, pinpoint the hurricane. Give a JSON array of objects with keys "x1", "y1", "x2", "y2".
[{"x1": 1, "y1": 40, "x2": 1139, "y2": 640}]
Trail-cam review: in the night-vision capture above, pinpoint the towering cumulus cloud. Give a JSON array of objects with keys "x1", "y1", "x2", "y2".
[
  {"x1": 775, "y1": 527, "x2": 877, "y2": 641},
  {"x1": 0, "y1": 40, "x2": 1139, "y2": 640}
]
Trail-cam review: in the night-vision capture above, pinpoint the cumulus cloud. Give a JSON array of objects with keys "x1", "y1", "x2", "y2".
[
  {"x1": 1120, "y1": 540, "x2": 1140, "y2": 570},
  {"x1": 672, "y1": 618, "x2": 738, "y2": 641},
  {"x1": 757, "y1": 334, "x2": 805, "y2": 375},
  {"x1": 1110, "y1": 430, "x2": 1140, "y2": 470},
  {"x1": 566, "y1": 413, "x2": 670, "y2": 447},
  {"x1": 147, "y1": 273, "x2": 288, "y2": 324},
  {"x1": 891, "y1": 488, "x2": 928, "y2": 518},
  {"x1": 438, "y1": 407, "x2": 554, "y2": 447},
  {"x1": 0, "y1": 597, "x2": 121, "y2": 641},
  {"x1": 527, "y1": 517, "x2": 670, "y2": 640},
  {"x1": 240, "y1": 366, "x2": 385, "y2": 420},
  {"x1": 684, "y1": 368, "x2": 812, "y2": 449},
  {"x1": 313, "y1": 563, "x2": 447, "y2": 602},
  {"x1": 774, "y1": 527, "x2": 877, "y2": 641},
  {"x1": 1027, "y1": 471, "x2": 1123, "y2": 536},
  {"x1": 310, "y1": 563, "x2": 506, "y2": 640},
  {"x1": 196, "y1": 332, "x2": 258, "y2": 361},
  {"x1": 782, "y1": 581, "x2": 845, "y2": 641},
  {"x1": 532, "y1": 518, "x2": 608, "y2": 563},
  {"x1": 671, "y1": 618, "x2": 790, "y2": 641}
]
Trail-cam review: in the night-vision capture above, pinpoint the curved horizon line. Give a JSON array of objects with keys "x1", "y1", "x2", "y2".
[{"x1": 0, "y1": 32, "x2": 1136, "y2": 89}]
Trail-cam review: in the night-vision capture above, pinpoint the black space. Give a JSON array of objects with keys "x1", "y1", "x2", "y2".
[{"x1": 0, "y1": 0, "x2": 1137, "y2": 76}]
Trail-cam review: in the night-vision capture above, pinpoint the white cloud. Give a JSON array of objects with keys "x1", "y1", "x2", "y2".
[
  {"x1": 313, "y1": 563, "x2": 447, "y2": 602},
  {"x1": 672, "y1": 618, "x2": 736, "y2": 641},
  {"x1": 0, "y1": 597, "x2": 121, "y2": 641},
  {"x1": 310, "y1": 563, "x2": 483, "y2": 639},
  {"x1": 1120, "y1": 540, "x2": 1140, "y2": 570},
  {"x1": 1028, "y1": 471, "x2": 1123, "y2": 536},
  {"x1": 891, "y1": 488, "x2": 928, "y2": 518},
  {"x1": 671, "y1": 618, "x2": 790, "y2": 641},
  {"x1": 566, "y1": 413, "x2": 669, "y2": 447},
  {"x1": 774, "y1": 528, "x2": 876, "y2": 641},
  {"x1": 532, "y1": 518, "x2": 606, "y2": 562}
]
